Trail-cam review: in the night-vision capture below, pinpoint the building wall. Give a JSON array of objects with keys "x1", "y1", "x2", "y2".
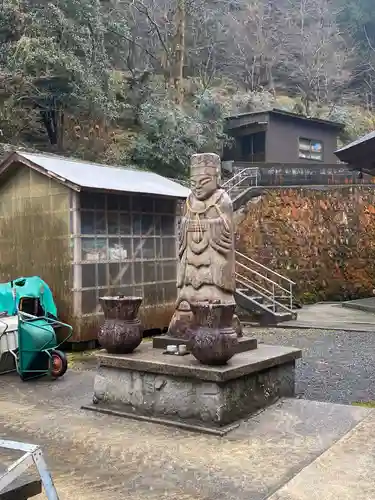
[
  {"x1": 0, "y1": 163, "x2": 72, "y2": 329},
  {"x1": 237, "y1": 186, "x2": 375, "y2": 303},
  {"x1": 0, "y1": 163, "x2": 71, "y2": 218},
  {"x1": 76, "y1": 191, "x2": 178, "y2": 335},
  {"x1": 266, "y1": 114, "x2": 339, "y2": 164},
  {"x1": 223, "y1": 124, "x2": 268, "y2": 162}
]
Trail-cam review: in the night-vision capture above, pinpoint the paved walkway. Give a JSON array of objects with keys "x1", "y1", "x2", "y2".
[
  {"x1": 0, "y1": 370, "x2": 373, "y2": 500},
  {"x1": 269, "y1": 410, "x2": 375, "y2": 500},
  {"x1": 2, "y1": 317, "x2": 375, "y2": 499},
  {"x1": 278, "y1": 302, "x2": 375, "y2": 332},
  {"x1": 342, "y1": 297, "x2": 375, "y2": 313}
]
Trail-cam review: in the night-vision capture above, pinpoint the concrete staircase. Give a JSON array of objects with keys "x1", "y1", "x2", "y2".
[
  {"x1": 235, "y1": 250, "x2": 297, "y2": 325},
  {"x1": 223, "y1": 166, "x2": 298, "y2": 325}
]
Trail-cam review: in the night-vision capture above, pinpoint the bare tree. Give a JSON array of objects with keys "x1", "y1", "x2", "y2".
[
  {"x1": 282, "y1": 0, "x2": 351, "y2": 115},
  {"x1": 112, "y1": 0, "x2": 187, "y2": 102},
  {"x1": 183, "y1": 0, "x2": 236, "y2": 90},
  {"x1": 227, "y1": 0, "x2": 286, "y2": 92},
  {"x1": 102, "y1": 0, "x2": 354, "y2": 113}
]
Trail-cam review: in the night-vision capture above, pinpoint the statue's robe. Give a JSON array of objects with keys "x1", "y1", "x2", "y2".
[{"x1": 176, "y1": 188, "x2": 235, "y2": 306}]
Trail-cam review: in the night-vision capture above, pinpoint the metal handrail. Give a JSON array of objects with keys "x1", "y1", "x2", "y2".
[
  {"x1": 235, "y1": 250, "x2": 296, "y2": 285},
  {"x1": 235, "y1": 252, "x2": 295, "y2": 313},
  {"x1": 168, "y1": 167, "x2": 260, "y2": 193},
  {"x1": 224, "y1": 170, "x2": 295, "y2": 315},
  {"x1": 222, "y1": 167, "x2": 259, "y2": 190},
  {"x1": 236, "y1": 262, "x2": 291, "y2": 295},
  {"x1": 222, "y1": 167, "x2": 259, "y2": 186},
  {"x1": 236, "y1": 273, "x2": 273, "y2": 299},
  {"x1": 0, "y1": 439, "x2": 58, "y2": 499},
  {"x1": 236, "y1": 272, "x2": 280, "y2": 299},
  {"x1": 225, "y1": 176, "x2": 257, "y2": 194},
  {"x1": 236, "y1": 274, "x2": 293, "y2": 314}
]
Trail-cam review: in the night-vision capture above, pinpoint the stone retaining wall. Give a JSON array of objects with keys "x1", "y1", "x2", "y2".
[{"x1": 237, "y1": 186, "x2": 375, "y2": 303}]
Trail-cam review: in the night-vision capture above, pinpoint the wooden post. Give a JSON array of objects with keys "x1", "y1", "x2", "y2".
[{"x1": 71, "y1": 191, "x2": 82, "y2": 318}]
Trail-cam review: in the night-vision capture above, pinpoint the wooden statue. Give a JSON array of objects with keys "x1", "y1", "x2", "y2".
[{"x1": 169, "y1": 153, "x2": 242, "y2": 338}]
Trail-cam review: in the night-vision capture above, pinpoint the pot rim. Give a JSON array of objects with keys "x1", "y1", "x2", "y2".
[
  {"x1": 99, "y1": 295, "x2": 143, "y2": 302},
  {"x1": 190, "y1": 302, "x2": 236, "y2": 309}
]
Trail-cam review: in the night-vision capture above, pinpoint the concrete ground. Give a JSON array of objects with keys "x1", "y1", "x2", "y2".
[
  {"x1": 277, "y1": 302, "x2": 375, "y2": 332},
  {"x1": 342, "y1": 297, "x2": 375, "y2": 313},
  {"x1": 0, "y1": 369, "x2": 374, "y2": 500},
  {"x1": 2, "y1": 306, "x2": 375, "y2": 499}
]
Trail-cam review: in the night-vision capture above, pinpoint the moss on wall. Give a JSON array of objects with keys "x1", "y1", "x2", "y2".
[
  {"x1": 0, "y1": 164, "x2": 74, "y2": 337},
  {"x1": 237, "y1": 187, "x2": 375, "y2": 303}
]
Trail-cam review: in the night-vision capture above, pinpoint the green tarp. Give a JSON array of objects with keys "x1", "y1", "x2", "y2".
[{"x1": 0, "y1": 277, "x2": 57, "y2": 317}]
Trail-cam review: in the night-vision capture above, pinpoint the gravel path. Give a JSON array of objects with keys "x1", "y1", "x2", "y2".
[{"x1": 252, "y1": 327, "x2": 375, "y2": 404}]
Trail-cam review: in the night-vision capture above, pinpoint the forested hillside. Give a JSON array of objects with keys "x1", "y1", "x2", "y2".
[{"x1": 0, "y1": 0, "x2": 374, "y2": 177}]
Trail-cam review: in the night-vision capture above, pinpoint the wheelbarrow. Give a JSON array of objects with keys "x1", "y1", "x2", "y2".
[{"x1": 9, "y1": 311, "x2": 73, "y2": 381}]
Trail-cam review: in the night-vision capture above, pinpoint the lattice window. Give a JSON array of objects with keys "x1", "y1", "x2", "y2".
[{"x1": 299, "y1": 138, "x2": 323, "y2": 161}]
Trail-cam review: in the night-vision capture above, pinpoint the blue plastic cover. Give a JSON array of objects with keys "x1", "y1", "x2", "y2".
[{"x1": 0, "y1": 276, "x2": 58, "y2": 317}]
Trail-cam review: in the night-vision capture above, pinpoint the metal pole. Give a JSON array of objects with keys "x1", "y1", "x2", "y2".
[
  {"x1": 290, "y1": 283, "x2": 293, "y2": 311},
  {"x1": 0, "y1": 440, "x2": 59, "y2": 500}
]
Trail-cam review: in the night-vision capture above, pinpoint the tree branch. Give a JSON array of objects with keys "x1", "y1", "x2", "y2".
[
  {"x1": 364, "y1": 25, "x2": 375, "y2": 54},
  {"x1": 131, "y1": 0, "x2": 171, "y2": 64},
  {"x1": 106, "y1": 27, "x2": 160, "y2": 64}
]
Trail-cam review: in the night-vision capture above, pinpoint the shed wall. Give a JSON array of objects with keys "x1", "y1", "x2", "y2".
[
  {"x1": 266, "y1": 114, "x2": 339, "y2": 164},
  {"x1": 0, "y1": 163, "x2": 73, "y2": 332}
]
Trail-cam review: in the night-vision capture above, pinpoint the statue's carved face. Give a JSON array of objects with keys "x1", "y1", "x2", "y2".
[{"x1": 191, "y1": 172, "x2": 217, "y2": 200}]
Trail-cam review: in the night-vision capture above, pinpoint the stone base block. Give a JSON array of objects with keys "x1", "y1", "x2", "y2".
[
  {"x1": 152, "y1": 335, "x2": 257, "y2": 353},
  {"x1": 88, "y1": 343, "x2": 301, "y2": 431}
]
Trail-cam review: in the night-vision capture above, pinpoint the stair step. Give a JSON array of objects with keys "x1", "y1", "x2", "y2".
[
  {"x1": 258, "y1": 311, "x2": 294, "y2": 326},
  {"x1": 238, "y1": 290, "x2": 264, "y2": 301},
  {"x1": 240, "y1": 295, "x2": 287, "y2": 308},
  {"x1": 241, "y1": 292, "x2": 300, "y2": 311},
  {"x1": 273, "y1": 311, "x2": 293, "y2": 319},
  {"x1": 234, "y1": 289, "x2": 296, "y2": 325}
]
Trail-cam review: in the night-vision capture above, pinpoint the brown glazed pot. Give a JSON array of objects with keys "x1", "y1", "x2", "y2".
[
  {"x1": 188, "y1": 302, "x2": 238, "y2": 365},
  {"x1": 98, "y1": 296, "x2": 143, "y2": 354}
]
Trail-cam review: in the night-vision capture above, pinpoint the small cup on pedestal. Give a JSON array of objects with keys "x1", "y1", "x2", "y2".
[
  {"x1": 178, "y1": 344, "x2": 187, "y2": 355},
  {"x1": 98, "y1": 296, "x2": 143, "y2": 354}
]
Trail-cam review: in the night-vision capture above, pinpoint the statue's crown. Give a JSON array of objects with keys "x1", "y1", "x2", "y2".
[{"x1": 190, "y1": 153, "x2": 221, "y2": 176}]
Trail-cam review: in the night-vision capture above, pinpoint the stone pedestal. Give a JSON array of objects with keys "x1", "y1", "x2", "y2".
[
  {"x1": 84, "y1": 343, "x2": 302, "y2": 434},
  {"x1": 152, "y1": 335, "x2": 257, "y2": 353}
]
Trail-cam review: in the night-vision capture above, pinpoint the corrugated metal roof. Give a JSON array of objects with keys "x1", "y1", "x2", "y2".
[
  {"x1": 226, "y1": 108, "x2": 344, "y2": 129},
  {"x1": 15, "y1": 151, "x2": 190, "y2": 199},
  {"x1": 335, "y1": 130, "x2": 375, "y2": 154}
]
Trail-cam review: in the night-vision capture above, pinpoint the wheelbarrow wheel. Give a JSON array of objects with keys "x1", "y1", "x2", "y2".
[{"x1": 50, "y1": 350, "x2": 68, "y2": 378}]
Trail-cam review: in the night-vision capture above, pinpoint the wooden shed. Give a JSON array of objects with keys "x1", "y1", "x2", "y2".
[
  {"x1": 224, "y1": 109, "x2": 343, "y2": 164},
  {"x1": 0, "y1": 151, "x2": 189, "y2": 345}
]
